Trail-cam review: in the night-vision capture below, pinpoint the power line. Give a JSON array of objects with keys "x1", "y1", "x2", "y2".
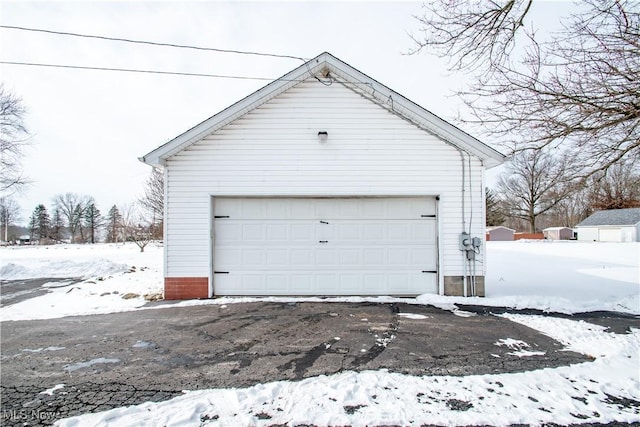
[
  {"x1": 0, "y1": 61, "x2": 280, "y2": 80},
  {"x1": 0, "y1": 25, "x2": 308, "y2": 62}
]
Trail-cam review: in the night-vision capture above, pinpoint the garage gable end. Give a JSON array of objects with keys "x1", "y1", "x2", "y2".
[{"x1": 141, "y1": 52, "x2": 505, "y2": 168}]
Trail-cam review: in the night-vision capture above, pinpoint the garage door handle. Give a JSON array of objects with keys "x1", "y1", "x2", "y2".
[
  {"x1": 320, "y1": 221, "x2": 329, "y2": 224},
  {"x1": 422, "y1": 270, "x2": 437, "y2": 273},
  {"x1": 319, "y1": 240, "x2": 328, "y2": 243}
]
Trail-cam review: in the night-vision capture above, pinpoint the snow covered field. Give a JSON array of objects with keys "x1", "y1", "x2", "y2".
[{"x1": 1, "y1": 241, "x2": 638, "y2": 426}]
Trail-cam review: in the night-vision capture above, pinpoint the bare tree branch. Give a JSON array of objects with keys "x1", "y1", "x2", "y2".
[
  {"x1": 0, "y1": 84, "x2": 31, "y2": 193},
  {"x1": 410, "y1": 0, "x2": 534, "y2": 73},
  {"x1": 411, "y1": 0, "x2": 639, "y2": 179}
]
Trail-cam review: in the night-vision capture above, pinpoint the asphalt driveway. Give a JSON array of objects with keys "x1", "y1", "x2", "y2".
[{"x1": 1, "y1": 301, "x2": 636, "y2": 426}]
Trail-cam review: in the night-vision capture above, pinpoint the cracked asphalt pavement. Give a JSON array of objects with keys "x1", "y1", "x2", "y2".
[{"x1": 1, "y1": 301, "x2": 638, "y2": 426}]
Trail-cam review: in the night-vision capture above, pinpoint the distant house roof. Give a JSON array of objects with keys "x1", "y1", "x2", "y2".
[
  {"x1": 543, "y1": 227, "x2": 572, "y2": 231},
  {"x1": 487, "y1": 226, "x2": 515, "y2": 232},
  {"x1": 576, "y1": 208, "x2": 640, "y2": 227}
]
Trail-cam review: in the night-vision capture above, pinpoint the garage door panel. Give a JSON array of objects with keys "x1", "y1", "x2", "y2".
[
  {"x1": 216, "y1": 245, "x2": 435, "y2": 270},
  {"x1": 242, "y1": 249, "x2": 264, "y2": 266},
  {"x1": 267, "y1": 224, "x2": 289, "y2": 240},
  {"x1": 214, "y1": 271, "x2": 437, "y2": 295},
  {"x1": 213, "y1": 197, "x2": 438, "y2": 296},
  {"x1": 266, "y1": 249, "x2": 288, "y2": 265},
  {"x1": 215, "y1": 197, "x2": 436, "y2": 220},
  {"x1": 290, "y1": 201, "x2": 315, "y2": 218},
  {"x1": 339, "y1": 249, "x2": 361, "y2": 265},
  {"x1": 215, "y1": 220, "x2": 434, "y2": 245},
  {"x1": 291, "y1": 249, "x2": 312, "y2": 265},
  {"x1": 215, "y1": 248, "x2": 240, "y2": 267},
  {"x1": 316, "y1": 274, "x2": 338, "y2": 292},
  {"x1": 291, "y1": 224, "x2": 313, "y2": 240}
]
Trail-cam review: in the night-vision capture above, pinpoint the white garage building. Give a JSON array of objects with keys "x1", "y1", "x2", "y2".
[
  {"x1": 576, "y1": 208, "x2": 640, "y2": 242},
  {"x1": 141, "y1": 52, "x2": 505, "y2": 300}
]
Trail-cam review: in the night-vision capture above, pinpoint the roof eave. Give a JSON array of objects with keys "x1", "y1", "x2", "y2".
[
  {"x1": 320, "y1": 55, "x2": 506, "y2": 167},
  {"x1": 140, "y1": 53, "x2": 332, "y2": 167}
]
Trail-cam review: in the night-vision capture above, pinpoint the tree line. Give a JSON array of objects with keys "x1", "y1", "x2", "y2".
[
  {"x1": 0, "y1": 169, "x2": 163, "y2": 251},
  {"x1": 487, "y1": 157, "x2": 640, "y2": 232}
]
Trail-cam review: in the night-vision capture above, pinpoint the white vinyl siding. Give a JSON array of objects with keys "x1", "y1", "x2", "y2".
[
  {"x1": 577, "y1": 227, "x2": 599, "y2": 242},
  {"x1": 164, "y1": 78, "x2": 485, "y2": 292}
]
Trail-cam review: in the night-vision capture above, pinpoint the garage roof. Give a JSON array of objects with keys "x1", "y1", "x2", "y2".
[
  {"x1": 576, "y1": 208, "x2": 640, "y2": 227},
  {"x1": 140, "y1": 52, "x2": 506, "y2": 168}
]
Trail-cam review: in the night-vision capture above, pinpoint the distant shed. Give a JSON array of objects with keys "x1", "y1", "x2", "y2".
[
  {"x1": 486, "y1": 226, "x2": 515, "y2": 241},
  {"x1": 543, "y1": 227, "x2": 574, "y2": 241}
]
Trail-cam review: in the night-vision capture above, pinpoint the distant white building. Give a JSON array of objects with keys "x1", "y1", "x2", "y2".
[
  {"x1": 575, "y1": 208, "x2": 640, "y2": 242},
  {"x1": 543, "y1": 227, "x2": 574, "y2": 241}
]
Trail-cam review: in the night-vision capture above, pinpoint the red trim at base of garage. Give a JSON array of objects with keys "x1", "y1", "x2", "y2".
[{"x1": 164, "y1": 277, "x2": 209, "y2": 300}]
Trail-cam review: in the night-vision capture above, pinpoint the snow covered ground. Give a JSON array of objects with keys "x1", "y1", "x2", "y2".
[
  {"x1": 1, "y1": 240, "x2": 638, "y2": 321},
  {"x1": 54, "y1": 314, "x2": 640, "y2": 426},
  {"x1": 1, "y1": 240, "x2": 638, "y2": 426},
  {"x1": 0, "y1": 243, "x2": 163, "y2": 321}
]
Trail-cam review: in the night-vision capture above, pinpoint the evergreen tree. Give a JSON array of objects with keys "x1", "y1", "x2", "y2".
[
  {"x1": 29, "y1": 204, "x2": 50, "y2": 240},
  {"x1": 83, "y1": 203, "x2": 103, "y2": 244},
  {"x1": 72, "y1": 204, "x2": 86, "y2": 242},
  {"x1": 49, "y1": 207, "x2": 65, "y2": 242},
  {"x1": 105, "y1": 205, "x2": 122, "y2": 243}
]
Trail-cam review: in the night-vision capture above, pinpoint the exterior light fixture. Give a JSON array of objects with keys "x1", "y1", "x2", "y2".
[{"x1": 318, "y1": 131, "x2": 328, "y2": 143}]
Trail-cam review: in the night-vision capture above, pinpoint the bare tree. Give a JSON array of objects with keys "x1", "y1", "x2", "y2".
[
  {"x1": 121, "y1": 202, "x2": 155, "y2": 252},
  {"x1": 0, "y1": 84, "x2": 30, "y2": 193},
  {"x1": 496, "y1": 150, "x2": 575, "y2": 232},
  {"x1": 0, "y1": 196, "x2": 21, "y2": 242},
  {"x1": 53, "y1": 193, "x2": 92, "y2": 243},
  {"x1": 139, "y1": 168, "x2": 163, "y2": 217},
  {"x1": 545, "y1": 185, "x2": 592, "y2": 228},
  {"x1": 411, "y1": 0, "x2": 640, "y2": 178},
  {"x1": 588, "y1": 161, "x2": 640, "y2": 210},
  {"x1": 139, "y1": 168, "x2": 164, "y2": 240}
]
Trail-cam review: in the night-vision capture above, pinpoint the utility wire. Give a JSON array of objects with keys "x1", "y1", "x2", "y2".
[
  {"x1": 0, "y1": 61, "x2": 279, "y2": 80},
  {"x1": 1, "y1": 60, "x2": 376, "y2": 87},
  {"x1": 0, "y1": 25, "x2": 308, "y2": 62}
]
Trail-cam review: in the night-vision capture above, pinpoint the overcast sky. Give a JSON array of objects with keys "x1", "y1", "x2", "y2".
[{"x1": 1, "y1": 1, "x2": 568, "y2": 224}]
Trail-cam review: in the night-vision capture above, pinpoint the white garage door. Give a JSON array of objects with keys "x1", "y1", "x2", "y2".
[
  {"x1": 212, "y1": 197, "x2": 437, "y2": 296},
  {"x1": 599, "y1": 228, "x2": 622, "y2": 242}
]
